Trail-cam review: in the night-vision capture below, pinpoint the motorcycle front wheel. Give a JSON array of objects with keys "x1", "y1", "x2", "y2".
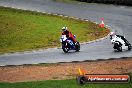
[
  {"x1": 114, "y1": 43, "x2": 122, "y2": 52},
  {"x1": 75, "y1": 42, "x2": 80, "y2": 52},
  {"x1": 128, "y1": 44, "x2": 132, "y2": 51},
  {"x1": 62, "y1": 44, "x2": 69, "y2": 53}
]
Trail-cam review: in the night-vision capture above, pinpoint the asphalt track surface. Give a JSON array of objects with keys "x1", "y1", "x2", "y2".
[{"x1": 0, "y1": 0, "x2": 132, "y2": 66}]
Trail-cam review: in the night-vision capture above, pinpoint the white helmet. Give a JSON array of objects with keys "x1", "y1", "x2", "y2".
[
  {"x1": 62, "y1": 27, "x2": 67, "y2": 32},
  {"x1": 110, "y1": 32, "x2": 116, "y2": 39},
  {"x1": 110, "y1": 32, "x2": 116, "y2": 36}
]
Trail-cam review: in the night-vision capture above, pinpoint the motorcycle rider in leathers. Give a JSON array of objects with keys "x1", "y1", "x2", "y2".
[
  {"x1": 61, "y1": 27, "x2": 77, "y2": 45},
  {"x1": 110, "y1": 32, "x2": 130, "y2": 46}
]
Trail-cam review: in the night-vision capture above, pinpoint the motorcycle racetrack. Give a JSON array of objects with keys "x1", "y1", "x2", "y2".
[{"x1": 0, "y1": 0, "x2": 132, "y2": 66}]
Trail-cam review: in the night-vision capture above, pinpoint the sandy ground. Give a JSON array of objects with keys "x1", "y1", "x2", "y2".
[{"x1": 0, "y1": 57, "x2": 132, "y2": 83}]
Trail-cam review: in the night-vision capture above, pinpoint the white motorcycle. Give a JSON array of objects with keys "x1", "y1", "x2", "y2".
[{"x1": 110, "y1": 35, "x2": 131, "y2": 52}]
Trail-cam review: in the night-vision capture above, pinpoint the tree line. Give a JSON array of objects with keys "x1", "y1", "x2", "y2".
[{"x1": 76, "y1": 0, "x2": 132, "y2": 6}]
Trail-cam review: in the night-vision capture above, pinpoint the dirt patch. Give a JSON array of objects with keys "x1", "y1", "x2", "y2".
[{"x1": 0, "y1": 57, "x2": 132, "y2": 83}]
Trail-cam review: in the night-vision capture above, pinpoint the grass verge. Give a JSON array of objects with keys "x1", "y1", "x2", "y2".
[
  {"x1": 0, "y1": 6, "x2": 109, "y2": 54},
  {"x1": 0, "y1": 73, "x2": 131, "y2": 88}
]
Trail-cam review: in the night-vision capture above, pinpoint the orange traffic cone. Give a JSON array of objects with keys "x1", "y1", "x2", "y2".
[{"x1": 99, "y1": 18, "x2": 105, "y2": 28}]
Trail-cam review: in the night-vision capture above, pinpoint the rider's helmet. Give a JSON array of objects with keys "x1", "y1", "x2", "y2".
[
  {"x1": 110, "y1": 32, "x2": 116, "y2": 36},
  {"x1": 110, "y1": 32, "x2": 116, "y2": 39},
  {"x1": 62, "y1": 27, "x2": 67, "y2": 32}
]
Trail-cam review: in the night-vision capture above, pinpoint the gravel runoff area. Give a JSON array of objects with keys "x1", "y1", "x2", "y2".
[{"x1": 0, "y1": 57, "x2": 132, "y2": 83}]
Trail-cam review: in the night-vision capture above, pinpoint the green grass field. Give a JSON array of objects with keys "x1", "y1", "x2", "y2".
[
  {"x1": 0, "y1": 7, "x2": 109, "y2": 54},
  {"x1": 0, "y1": 77, "x2": 131, "y2": 88}
]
